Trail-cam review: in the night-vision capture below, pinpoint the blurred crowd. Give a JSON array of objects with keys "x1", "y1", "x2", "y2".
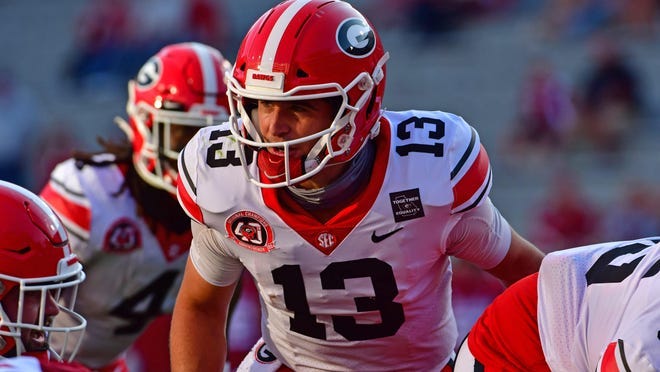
[{"x1": 64, "y1": 0, "x2": 232, "y2": 93}]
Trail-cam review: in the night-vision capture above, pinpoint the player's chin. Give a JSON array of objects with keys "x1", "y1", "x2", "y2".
[{"x1": 23, "y1": 329, "x2": 50, "y2": 352}]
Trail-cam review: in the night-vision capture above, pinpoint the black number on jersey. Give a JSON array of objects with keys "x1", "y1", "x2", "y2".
[
  {"x1": 272, "y1": 258, "x2": 405, "y2": 341},
  {"x1": 395, "y1": 116, "x2": 445, "y2": 157},
  {"x1": 206, "y1": 129, "x2": 253, "y2": 167},
  {"x1": 586, "y1": 240, "x2": 660, "y2": 285},
  {"x1": 109, "y1": 270, "x2": 179, "y2": 335}
]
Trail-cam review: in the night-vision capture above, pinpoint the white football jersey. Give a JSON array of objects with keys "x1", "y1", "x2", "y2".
[
  {"x1": 538, "y1": 237, "x2": 660, "y2": 371},
  {"x1": 40, "y1": 156, "x2": 190, "y2": 368},
  {"x1": 178, "y1": 110, "x2": 508, "y2": 370},
  {"x1": 0, "y1": 357, "x2": 40, "y2": 372},
  {"x1": 0, "y1": 356, "x2": 89, "y2": 372}
]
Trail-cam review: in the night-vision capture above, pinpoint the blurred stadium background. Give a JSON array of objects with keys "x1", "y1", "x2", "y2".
[{"x1": 1, "y1": 0, "x2": 658, "y2": 237}]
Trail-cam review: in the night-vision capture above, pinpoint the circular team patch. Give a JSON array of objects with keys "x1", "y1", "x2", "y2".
[
  {"x1": 225, "y1": 211, "x2": 275, "y2": 253},
  {"x1": 103, "y1": 218, "x2": 142, "y2": 253},
  {"x1": 336, "y1": 18, "x2": 376, "y2": 58}
]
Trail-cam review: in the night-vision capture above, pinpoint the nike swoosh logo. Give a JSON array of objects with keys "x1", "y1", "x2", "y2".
[{"x1": 371, "y1": 227, "x2": 403, "y2": 243}]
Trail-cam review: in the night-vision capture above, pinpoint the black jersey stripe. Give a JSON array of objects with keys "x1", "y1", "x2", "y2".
[
  {"x1": 49, "y1": 176, "x2": 85, "y2": 198},
  {"x1": 180, "y1": 146, "x2": 197, "y2": 196},
  {"x1": 450, "y1": 126, "x2": 477, "y2": 180}
]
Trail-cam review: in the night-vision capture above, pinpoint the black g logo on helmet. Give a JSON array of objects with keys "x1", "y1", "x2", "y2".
[
  {"x1": 336, "y1": 18, "x2": 375, "y2": 58},
  {"x1": 135, "y1": 57, "x2": 162, "y2": 88}
]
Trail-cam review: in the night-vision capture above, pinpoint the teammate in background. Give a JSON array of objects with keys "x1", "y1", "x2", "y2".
[
  {"x1": 171, "y1": 1, "x2": 545, "y2": 370},
  {"x1": 39, "y1": 42, "x2": 231, "y2": 371},
  {"x1": 454, "y1": 237, "x2": 660, "y2": 371},
  {"x1": 0, "y1": 180, "x2": 88, "y2": 371}
]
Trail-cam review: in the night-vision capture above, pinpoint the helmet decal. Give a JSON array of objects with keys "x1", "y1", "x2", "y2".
[
  {"x1": 336, "y1": 18, "x2": 376, "y2": 58},
  {"x1": 135, "y1": 57, "x2": 162, "y2": 89}
]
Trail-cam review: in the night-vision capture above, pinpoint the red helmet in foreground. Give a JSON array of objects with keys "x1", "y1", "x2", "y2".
[{"x1": 0, "y1": 181, "x2": 85, "y2": 361}]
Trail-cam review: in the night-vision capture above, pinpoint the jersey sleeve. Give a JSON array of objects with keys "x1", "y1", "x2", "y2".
[
  {"x1": 39, "y1": 159, "x2": 94, "y2": 261},
  {"x1": 539, "y1": 238, "x2": 660, "y2": 371},
  {"x1": 0, "y1": 356, "x2": 42, "y2": 372},
  {"x1": 189, "y1": 221, "x2": 244, "y2": 286},
  {"x1": 446, "y1": 197, "x2": 511, "y2": 269},
  {"x1": 537, "y1": 247, "x2": 589, "y2": 370},
  {"x1": 446, "y1": 115, "x2": 492, "y2": 214},
  {"x1": 177, "y1": 131, "x2": 206, "y2": 225}
]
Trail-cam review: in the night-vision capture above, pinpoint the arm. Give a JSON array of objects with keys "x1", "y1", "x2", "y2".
[
  {"x1": 447, "y1": 198, "x2": 544, "y2": 287},
  {"x1": 170, "y1": 255, "x2": 238, "y2": 372},
  {"x1": 486, "y1": 228, "x2": 544, "y2": 286}
]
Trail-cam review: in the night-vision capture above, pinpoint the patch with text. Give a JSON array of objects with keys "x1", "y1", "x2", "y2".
[
  {"x1": 226, "y1": 211, "x2": 275, "y2": 253},
  {"x1": 389, "y1": 189, "x2": 425, "y2": 222}
]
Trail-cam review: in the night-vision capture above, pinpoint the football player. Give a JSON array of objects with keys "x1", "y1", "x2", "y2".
[
  {"x1": 171, "y1": 1, "x2": 546, "y2": 370},
  {"x1": 0, "y1": 180, "x2": 88, "y2": 371},
  {"x1": 455, "y1": 237, "x2": 660, "y2": 371},
  {"x1": 39, "y1": 42, "x2": 231, "y2": 371}
]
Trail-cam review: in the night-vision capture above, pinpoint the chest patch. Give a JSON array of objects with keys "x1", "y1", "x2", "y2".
[
  {"x1": 103, "y1": 218, "x2": 142, "y2": 253},
  {"x1": 225, "y1": 211, "x2": 275, "y2": 253},
  {"x1": 389, "y1": 188, "x2": 425, "y2": 222}
]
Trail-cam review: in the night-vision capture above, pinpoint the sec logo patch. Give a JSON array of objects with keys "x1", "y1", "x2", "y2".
[{"x1": 225, "y1": 211, "x2": 275, "y2": 253}]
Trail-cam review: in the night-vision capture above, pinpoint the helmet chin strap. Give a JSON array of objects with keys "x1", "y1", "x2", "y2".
[
  {"x1": 288, "y1": 139, "x2": 375, "y2": 209},
  {"x1": 257, "y1": 149, "x2": 298, "y2": 181},
  {"x1": 303, "y1": 113, "x2": 351, "y2": 173}
]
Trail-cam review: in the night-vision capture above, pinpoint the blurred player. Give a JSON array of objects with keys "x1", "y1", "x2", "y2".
[
  {"x1": 0, "y1": 180, "x2": 88, "y2": 371},
  {"x1": 455, "y1": 237, "x2": 660, "y2": 371},
  {"x1": 39, "y1": 42, "x2": 231, "y2": 371},
  {"x1": 170, "y1": 1, "x2": 545, "y2": 370}
]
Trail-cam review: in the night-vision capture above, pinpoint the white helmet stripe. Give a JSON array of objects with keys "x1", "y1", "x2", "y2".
[
  {"x1": 262, "y1": 0, "x2": 313, "y2": 72},
  {"x1": 191, "y1": 42, "x2": 218, "y2": 106}
]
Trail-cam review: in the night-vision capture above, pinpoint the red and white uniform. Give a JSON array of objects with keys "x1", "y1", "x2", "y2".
[
  {"x1": 0, "y1": 356, "x2": 90, "y2": 372},
  {"x1": 0, "y1": 357, "x2": 42, "y2": 372},
  {"x1": 39, "y1": 157, "x2": 190, "y2": 369},
  {"x1": 178, "y1": 110, "x2": 511, "y2": 370},
  {"x1": 456, "y1": 237, "x2": 660, "y2": 371}
]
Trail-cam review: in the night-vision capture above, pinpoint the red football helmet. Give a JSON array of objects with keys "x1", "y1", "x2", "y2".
[
  {"x1": 0, "y1": 181, "x2": 85, "y2": 361},
  {"x1": 119, "y1": 42, "x2": 231, "y2": 194},
  {"x1": 228, "y1": 0, "x2": 389, "y2": 188}
]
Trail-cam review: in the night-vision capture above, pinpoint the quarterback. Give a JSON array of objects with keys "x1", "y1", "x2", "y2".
[{"x1": 171, "y1": 1, "x2": 545, "y2": 371}]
